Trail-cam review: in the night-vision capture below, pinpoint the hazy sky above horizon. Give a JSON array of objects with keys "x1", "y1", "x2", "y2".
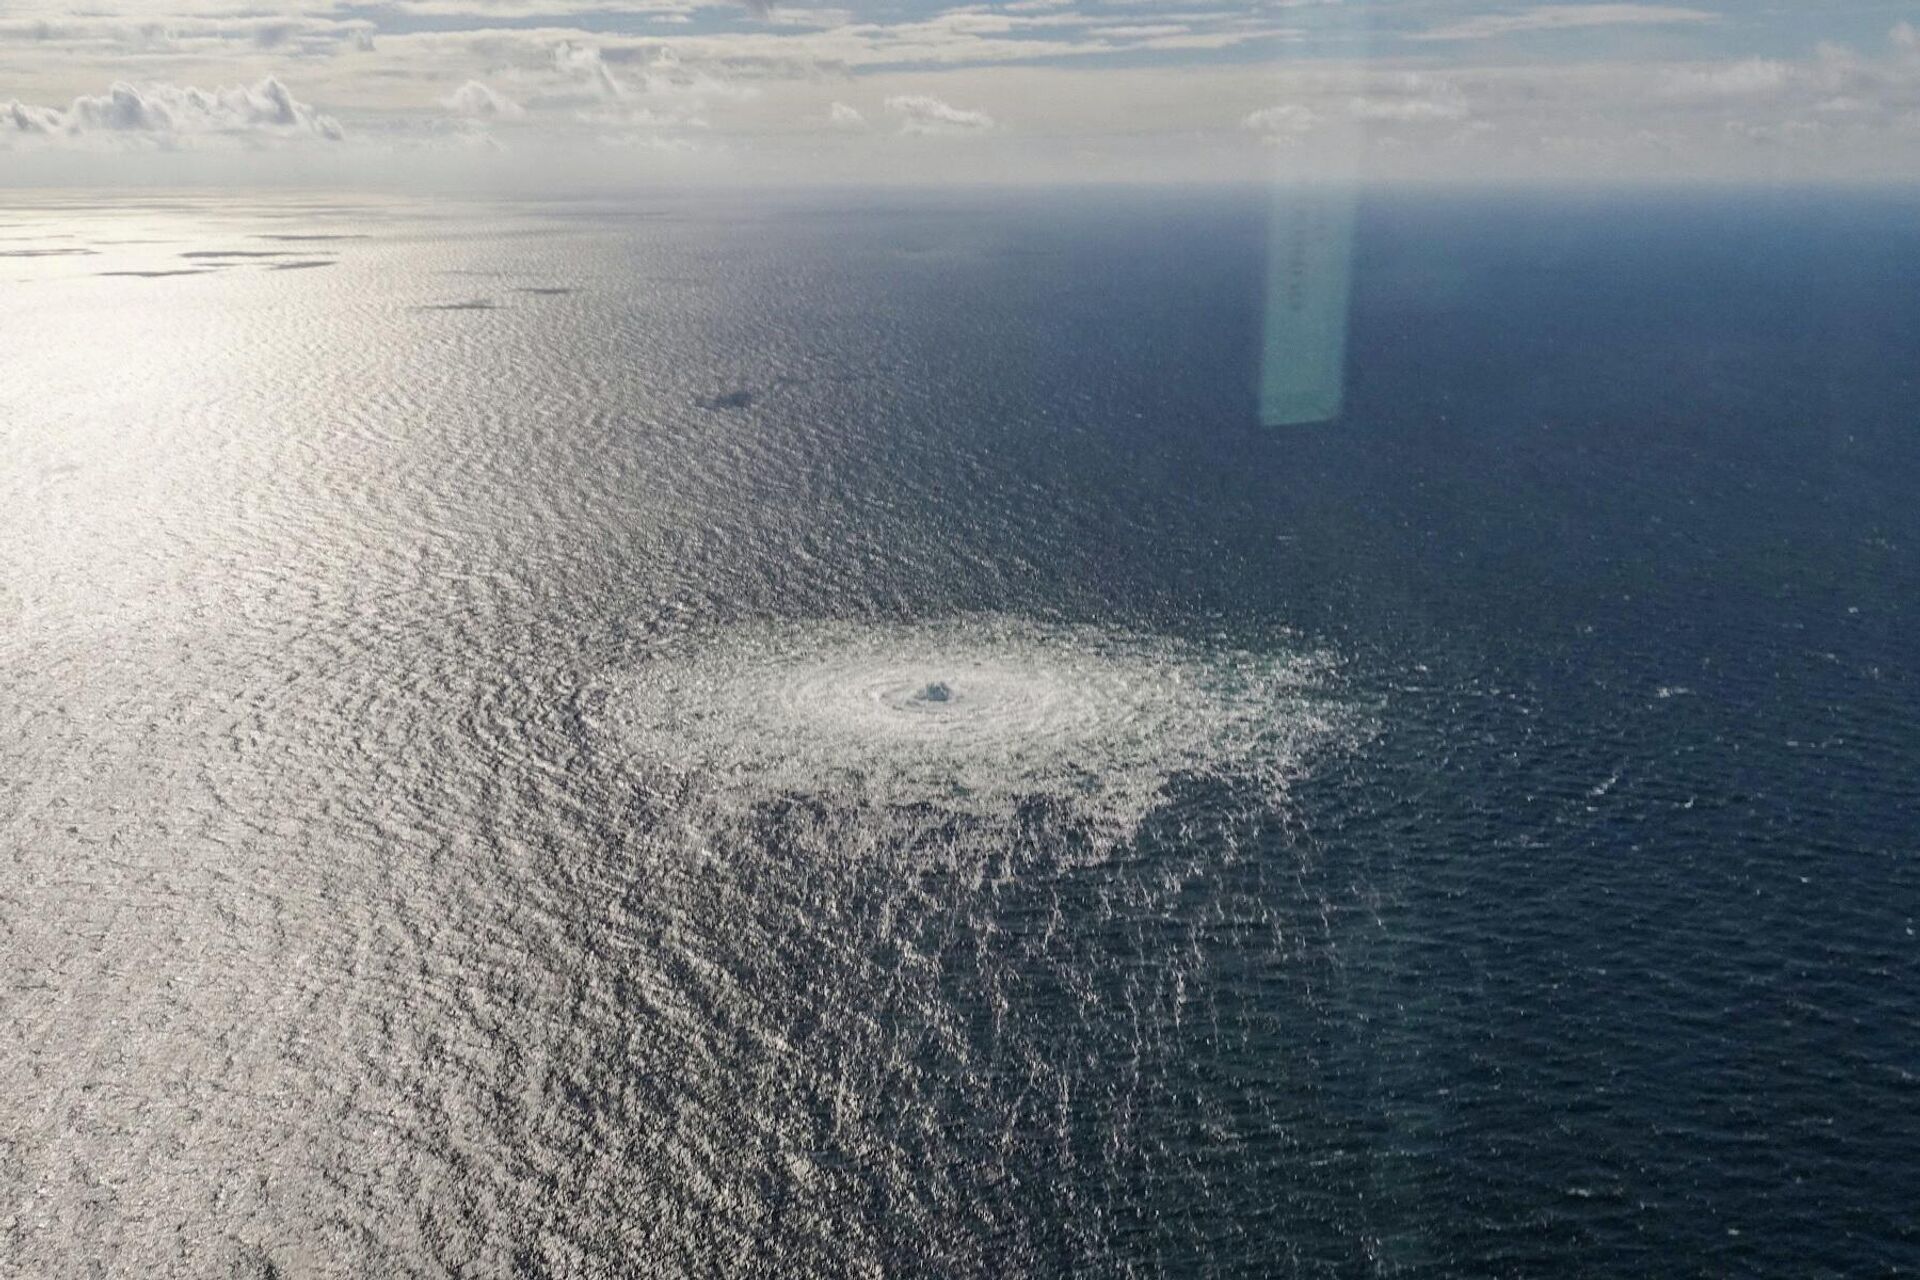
[{"x1": 4, "y1": 1, "x2": 1919, "y2": 187}]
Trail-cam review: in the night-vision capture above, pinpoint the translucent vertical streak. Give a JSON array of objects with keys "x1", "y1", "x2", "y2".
[{"x1": 1260, "y1": 7, "x2": 1368, "y2": 427}]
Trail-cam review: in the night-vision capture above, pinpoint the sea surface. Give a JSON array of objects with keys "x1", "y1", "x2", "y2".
[{"x1": 2, "y1": 187, "x2": 1916, "y2": 1277}]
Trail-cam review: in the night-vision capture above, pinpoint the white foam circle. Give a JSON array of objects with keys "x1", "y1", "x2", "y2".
[{"x1": 601, "y1": 616, "x2": 1350, "y2": 845}]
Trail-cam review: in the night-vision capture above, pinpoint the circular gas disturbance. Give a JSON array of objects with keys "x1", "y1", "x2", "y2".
[{"x1": 607, "y1": 616, "x2": 1350, "y2": 845}]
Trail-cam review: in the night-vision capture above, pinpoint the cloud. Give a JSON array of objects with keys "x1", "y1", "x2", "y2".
[
  {"x1": 884, "y1": 94, "x2": 994, "y2": 135},
  {"x1": 548, "y1": 42, "x2": 757, "y2": 140},
  {"x1": 1657, "y1": 26, "x2": 1920, "y2": 119},
  {"x1": 1417, "y1": 4, "x2": 1716, "y2": 42},
  {"x1": 553, "y1": 41, "x2": 628, "y2": 102},
  {"x1": 1348, "y1": 76, "x2": 1471, "y2": 122},
  {"x1": 1350, "y1": 98, "x2": 1469, "y2": 122},
  {"x1": 632, "y1": 45, "x2": 760, "y2": 102},
  {"x1": 2, "y1": 77, "x2": 342, "y2": 147},
  {"x1": 1242, "y1": 104, "x2": 1320, "y2": 140},
  {"x1": 442, "y1": 80, "x2": 525, "y2": 120},
  {"x1": 1666, "y1": 58, "x2": 1793, "y2": 99},
  {"x1": 1303, "y1": 23, "x2": 1920, "y2": 176},
  {"x1": 545, "y1": 41, "x2": 756, "y2": 117},
  {"x1": 3, "y1": 3, "x2": 1917, "y2": 183},
  {"x1": 4, "y1": 101, "x2": 64, "y2": 136},
  {"x1": 0, "y1": 13, "x2": 377, "y2": 60}
]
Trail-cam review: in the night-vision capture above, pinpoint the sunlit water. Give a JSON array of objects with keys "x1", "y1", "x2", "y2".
[{"x1": 2, "y1": 190, "x2": 1916, "y2": 1276}]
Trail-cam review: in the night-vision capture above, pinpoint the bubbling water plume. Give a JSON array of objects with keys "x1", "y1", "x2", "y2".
[{"x1": 597, "y1": 616, "x2": 1353, "y2": 856}]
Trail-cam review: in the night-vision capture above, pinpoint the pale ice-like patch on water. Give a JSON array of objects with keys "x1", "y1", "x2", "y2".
[{"x1": 602, "y1": 615, "x2": 1354, "y2": 849}]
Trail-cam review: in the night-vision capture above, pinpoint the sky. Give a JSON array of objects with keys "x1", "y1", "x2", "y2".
[{"x1": 3, "y1": 0, "x2": 1919, "y2": 186}]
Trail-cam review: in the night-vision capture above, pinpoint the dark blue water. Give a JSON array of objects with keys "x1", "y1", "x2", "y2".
[
  {"x1": 700, "y1": 187, "x2": 1920, "y2": 1273},
  {"x1": 938, "y1": 189, "x2": 1920, "y2": 1273},
  {"x1": 3, "y1": 188, "x2": 1916, "y2": 1276}
]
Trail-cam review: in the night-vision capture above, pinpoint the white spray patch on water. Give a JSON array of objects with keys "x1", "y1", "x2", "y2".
[{"x1": 602, "y1": 616, "x2": 1352, "y2": 849}]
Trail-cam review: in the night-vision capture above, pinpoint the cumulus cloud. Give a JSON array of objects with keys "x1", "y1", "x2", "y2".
[
  {"x1": 1351, "y1": 97, "x2": 1470, "y2": 122},
  {"x1": 1242, "y1": 104, "x2": 1320, "y2": 141},
  {"x1": 1666, "y1": 58, "x2": 1794, "y2": 99},
  {"x1": 885, "y1": 94, "x2": 994, "y2": 135},
  {"x1": 1349, "y1": 77, "x2": 1471, "y2": 122},
  {"x1": 4, "y1": 102, "x2": 62, "y2": 135},
  {"x1": 634, "y1": 46, "x2": 759, "y2": 103},
  {"x1": 3, "y1": 3, "x2": 1917, "y2": 182},
  {"x1": 1656, "y1": 25, "x2": 1920, "y2": 125},
  {"x1": 548, "y1": 42, "x2": 757, "y2": 141},
  {"x1": 553, "y1": 41, "x2": 628, "y2": 102},
  {"x1": 545, "y1": 41, "x2": 755, "y2": 123},
  {"x1": 1, "y1": 77, "x2": 341, "y2": 147},
  {"x1": 1244, "y1": 76, "x2": 1469, "y2": 147},
  {"x1": 1418, "y1": 4, "x2": 1716, "y2": 42},
  {"x1": 442, "y1": 80, "x2": 525, "y2": 120},
  {"x1": 1280, "y1": 22, "x2": 1920, "y2": 178}
]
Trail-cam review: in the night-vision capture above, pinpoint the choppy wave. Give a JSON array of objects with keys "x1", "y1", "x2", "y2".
[{"x1": 596, "y1": 615, "x2": 1354, "y2": 851}]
